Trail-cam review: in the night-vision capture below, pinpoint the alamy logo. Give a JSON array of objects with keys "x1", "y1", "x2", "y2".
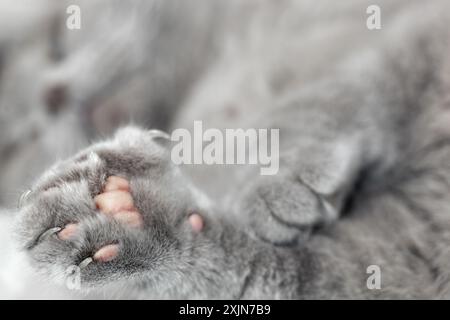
[
  {"x1": 66, "y1": 5, "x2": 81, "y2": 30},
  {"x1": 366, "y1": 5, "x2": 381, "y2": 30},
  {"x1": 366, "y1": 265, "x2": 381, "y2": 290},
  {"x1": 170, "y1": 121, "x2": 280, "y2": 175}
]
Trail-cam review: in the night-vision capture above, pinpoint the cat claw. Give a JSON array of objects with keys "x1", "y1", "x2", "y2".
[
  {"x1": 38, "y1": 227, "x2": 62, "y2": 243},
  {"x1": 18, "y1": 190, "x2": 32, "y2": 208},
  {"x1": 79, "y1": 257, "x2": 93, "y2": 269}
]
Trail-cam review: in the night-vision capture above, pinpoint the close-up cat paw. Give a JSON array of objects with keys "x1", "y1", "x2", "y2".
[{"x1": 15, "y1": 127, "x2": 205, "y2": 288}]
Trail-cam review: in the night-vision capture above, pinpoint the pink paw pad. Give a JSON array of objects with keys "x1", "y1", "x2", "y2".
[
  {"x1": 189, "y1": 213, "x2": 204, "y2": 233},
  {"x1": 58, "y1": 223, "x2": 78, "y2": 240},
  {"x1": 94, "y1": 176, "x2": 144, "y2": 229},
  {"x1": 93, "y1": 244, "x2": 120, "y2": 262}
]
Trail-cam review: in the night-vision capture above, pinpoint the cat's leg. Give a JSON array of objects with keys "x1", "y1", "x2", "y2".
[
  {"x1": 235, "y1": 135, "x2": 369, "y2": 246},
  {"x1": 233, "y1": 77, "x2": 392, "y2": 246},
  {"x1": 15, "y1": 126, "x2": 303, "y2": 298},
  {"x1": 15, "y1": 127, "x2": 203, "y2": 294}
]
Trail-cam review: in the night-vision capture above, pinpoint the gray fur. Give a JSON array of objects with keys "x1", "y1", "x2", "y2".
[{"x1": 2, "y1": 0, "x2": 450, "y2": 299}]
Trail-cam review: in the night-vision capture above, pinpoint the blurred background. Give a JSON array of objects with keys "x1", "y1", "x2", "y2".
[{"x1": 0, "y1": 0, "x2": 217, "y2": 207}]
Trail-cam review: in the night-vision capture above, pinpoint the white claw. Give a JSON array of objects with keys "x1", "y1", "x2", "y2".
[
  {"x1": 38, "y1": 227, "x2": 62, "y2": 242},
  {"x1": 18, "y1": 190, "x2": 32, "y2": 208},
  {"x1": 79, "y1": 257, "x2": 93, "y2": 269}
]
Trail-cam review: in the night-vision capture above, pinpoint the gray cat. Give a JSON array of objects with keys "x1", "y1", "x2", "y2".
[{"x1": 3, "y1": 0, "x2": 450, "y2": 299}]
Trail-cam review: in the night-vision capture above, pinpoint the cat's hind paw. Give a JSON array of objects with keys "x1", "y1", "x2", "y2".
[{"x1": 15, "y1": 127, "x2": 205, "y2": 290}]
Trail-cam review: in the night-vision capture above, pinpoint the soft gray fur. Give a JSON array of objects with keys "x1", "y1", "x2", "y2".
[{"x1": 2, "y1": 0, "x2": 450, "y2": 299}]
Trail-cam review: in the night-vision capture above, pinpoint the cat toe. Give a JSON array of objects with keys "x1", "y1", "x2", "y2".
[
  {"x1": 95, "y1": 176, "x2": 144, "y2": 229},
  {"x1": 93, "y1": 244, "x2": 120, "y2": 262},
  {"x1": 58, "y1": 223, "x2": 78, "y2": 240}
]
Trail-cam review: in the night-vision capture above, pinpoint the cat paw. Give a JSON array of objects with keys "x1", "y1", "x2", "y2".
[
  {"x1": 15, "y1": 127, "x2": 205, "y2": 289},
  {"x1": 238, "y1": 173, "x2": 338, "y2": 246}
]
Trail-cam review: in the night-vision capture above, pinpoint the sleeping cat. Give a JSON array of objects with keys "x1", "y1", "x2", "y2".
[{"x1": 3, "y1": 0, "x2": 450, "y2": 298}]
